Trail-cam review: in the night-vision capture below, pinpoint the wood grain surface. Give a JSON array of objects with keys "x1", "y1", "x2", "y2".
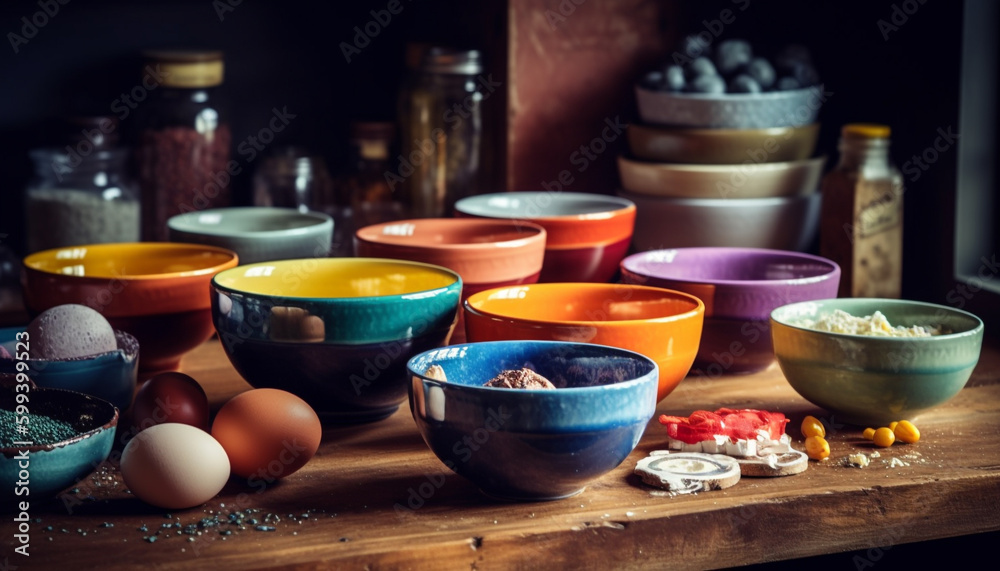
[{"x1": 4, "y1": 335, "x2": 999, "y2": 570}]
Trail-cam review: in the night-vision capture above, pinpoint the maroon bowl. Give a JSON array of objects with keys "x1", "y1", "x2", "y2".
[{"x1": 620, "y1": 247, "x2": 840, "y2": 376}]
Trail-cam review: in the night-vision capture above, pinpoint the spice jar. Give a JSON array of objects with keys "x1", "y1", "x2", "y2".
[
  {"x1": 25, "y1": 117, "x2": 140, "y2": 253},
  {"x1": 397, "y1": 47, "x2": 486, "y2": 217},
  {"x1": 134, "y1": 50, "x2": 231, "y2": 241},
  {"x1": 820, "y1": 124, "x2": 904, "y2": 298},
  {"x1": 342, "y1": 121, "x2": 406, "y2": 229},
  {"x1": 252, "y1": 146, "x2": 334, "y2": 212}
]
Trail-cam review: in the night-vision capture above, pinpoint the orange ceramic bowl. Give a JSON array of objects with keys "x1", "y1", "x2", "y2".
[
  {"x1": 454, "y1": 192, "x2": 636, "y2": 283},
  {"x1": 22, "y1": 243, "x2": 239, "y2": 373},
  {"x1": 355, "y1": 218, "x2": 547, "y2": 344},
  {"x1": 464, "y1": 283, "x2": 705, "y2": 402}
]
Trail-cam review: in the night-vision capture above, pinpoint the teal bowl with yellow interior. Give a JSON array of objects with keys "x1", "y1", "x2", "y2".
[
  {"x1": 770, "y1": 298, "x2": 984, "y2": 425},
  {"x1": 211, "y1": 258, "x2": 462, "y2": 423}
]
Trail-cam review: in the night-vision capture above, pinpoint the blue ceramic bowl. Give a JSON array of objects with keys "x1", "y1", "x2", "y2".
[
  {"x1": 1, "y1": 384, "x2": 118, "y2": 499},
  {"x1": 212, "y1": 258, "x2": 462, "y2": 423},
  {"x1": 407, "y1": 340, "x2": 658, "y2": 501},
  {"x1": 771, "y1": 298, "x2": 985, "y2": 425},
  {"x1": 0, "y1": 328, "x2": 139, "y2": 411}
]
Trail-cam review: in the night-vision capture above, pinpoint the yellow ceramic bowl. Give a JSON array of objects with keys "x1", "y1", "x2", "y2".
[
  {"x1": 23, "y1": 243, "x2": 239, "y2": 372},
  {"x1": 617, "y1": 155, "x2": 825, "y2": 199},
  {"x1": 464, "y1": 283, "x2": 705, "y2": 402},
  {"x1": 627, "y1": 123, "x2": 820, "y2": 164}
]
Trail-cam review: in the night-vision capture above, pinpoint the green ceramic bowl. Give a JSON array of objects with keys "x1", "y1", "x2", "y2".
[
  {"x1": 1, "y1": 384, "x2": 118, "y2": 499},
  {"x1": 211, "y1": 258, "x2": 463, "y2": 422},
  {"x1": 770, "y1": 298, "x2": 984, "y2": 425}
]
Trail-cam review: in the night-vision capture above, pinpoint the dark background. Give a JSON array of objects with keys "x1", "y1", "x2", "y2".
[{"x1": 0, "y1": 0, "x2": 997, "y2": 566}]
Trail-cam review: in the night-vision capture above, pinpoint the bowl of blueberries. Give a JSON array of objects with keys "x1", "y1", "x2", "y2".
[{"x1": 635, "y1": 37, "x2": 824, "y2": 129}]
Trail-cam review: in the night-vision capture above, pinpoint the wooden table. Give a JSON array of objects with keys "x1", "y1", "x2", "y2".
[{"x1": 6, "y1": 335, "x2": 1000, "y2": 570}]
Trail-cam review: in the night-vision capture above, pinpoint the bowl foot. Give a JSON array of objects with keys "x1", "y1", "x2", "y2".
[
  {"x1": 317, "y1": 405, "x2": 400, "y2": 425},
  {"x1": 478, "y1": 486, "x2": 586, "y2": 502}
]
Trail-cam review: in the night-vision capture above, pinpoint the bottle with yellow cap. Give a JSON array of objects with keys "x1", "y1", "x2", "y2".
[
  {"x1": 820, "y1": 123, "x2": 904, "y2": 298},
  {"x1": 134, "y1": 50, "x2": 232, "y2": 241}
]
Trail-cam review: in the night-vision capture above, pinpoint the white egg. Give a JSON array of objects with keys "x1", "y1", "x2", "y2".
[{"x1": 121, "y1": 423, "x2": 230, "y2": 509}]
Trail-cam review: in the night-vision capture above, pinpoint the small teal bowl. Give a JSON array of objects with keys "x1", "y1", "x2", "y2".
[
  {"x1": 1, "y1": 384, "x2": 118, "y2": 499},
  {"x1": 0, "y1": 328, "x2": 139, "y2": 411},
  {"x1": 212, "y1": 258, "x2": 462, "y2": 422},
  {"x1": 771, "y1": 298, "x2": 985, "y2": 425},
  {"x1": 407, "y1": 340, "x2": 658, "y2": 501}
]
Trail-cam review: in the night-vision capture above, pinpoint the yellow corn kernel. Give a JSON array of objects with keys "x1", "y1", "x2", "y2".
[
  {"x1": 801, "y1": 415, "x2": 826, "y2": 438},
  {"x1": 873, "y1": 427, "x2": 896, "y2": 447},
  {"x1": 888, "y1": 421, "x2": 899, "y2": 431},
  {"x1": 893, "y1": 420, "x2": 920, "y2": 444},
  {"x1": 804, "y1": 435, "x2": 830, "y2": 460},
  {"x1": 862, "y1": 427, "x2": 876, "y2": 440}
]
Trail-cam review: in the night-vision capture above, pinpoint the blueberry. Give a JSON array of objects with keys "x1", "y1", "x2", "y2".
[
  {"x1": 641, "y1": 70, "x2": 664, "y2": 90},
  {"x1": 791, "y1": 61, "x2": 821, "y2": 86},
  {"x1": 686, "y1": 74, "x2": 726, "y2": 94},
  {"x1": 728, "y1": 74, "x2": 762, "y2": 93},
  {"x1": 776, "y1": 76, "x2": 802, "y2": 91},
  {"x1": 774, "y1": 44, "x2": 813, "y2": 72},
  {"x1": 679, "y1": 34, "x2": 712, "y2": 59},
  {"x1": 714, "y1": 39, "x2": 752, "y2": 76},
  {"x1": 745, "y1": 57, "x2": 776, "y2": 90},
  {"x1": 685, "y1": 57, "x2": 718, "y2": 79},
  {"x1": 664, "y1": 65, "x2": 686, "y2": 91}
]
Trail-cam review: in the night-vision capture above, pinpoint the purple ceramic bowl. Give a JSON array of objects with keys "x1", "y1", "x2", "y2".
[{"x1": 620, "y1": 247, "x2": 840, "y2": 376}]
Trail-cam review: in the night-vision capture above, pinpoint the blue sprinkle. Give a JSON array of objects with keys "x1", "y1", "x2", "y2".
[{"x1": 254, "y1": 525, "x2": 276, "y2": 532}]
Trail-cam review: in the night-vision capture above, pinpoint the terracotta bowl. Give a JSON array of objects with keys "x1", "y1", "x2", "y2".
[
  {"x1": 211, "y1": 258, "x2": 462, "y2": 423},
  {"x1": 627, "y1": 123, "x2": 820, "y2": 164},
  {"x1": 22, "y1": 243, "x2": 239, "y2": 373},
  {"x1": 621, "y1": 248, "x2": 841, "y2": 376},
  {"x1": 617, "y1": 155, "x2": 825, "y2": 199},
  {"x1": 619, "y1": 190, "x2": 821, "y2": 253},
  {"x1": 463, "y1": 283, "x2": 704, "y2": 402},
  {"x1": 354, "y1": 218, "x2": 547, "y2": 344},
  {"x1": 454, "y1": 192, "x2": 635, "y2": 283}
]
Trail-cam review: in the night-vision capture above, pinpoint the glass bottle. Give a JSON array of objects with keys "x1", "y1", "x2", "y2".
[
  {"x1": 820, "y1": 124, "x2": 904, "y2": 298},
  {"x1": 397, "y1": 47, "x2": 485, "y2": 217},
  {"x1": 134, "y1": 50, "x2": 231, "y2": 241},
  {"x1": 252, "y1": 146, "x2": 334, "y2": 213},
  {"x1": 342, "y1": 121, "x2": 405, "y2": 229},
  {"x1": 25, "y1": 117, "x2": 140, "y2": 253}
]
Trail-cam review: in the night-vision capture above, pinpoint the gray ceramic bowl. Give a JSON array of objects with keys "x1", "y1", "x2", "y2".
[
  {"x1": 771, "y1": 298, "x2": 985, "y2": 425},
  {"x1": 635, "y1": 84, "x2": 826, "y2": 128},
  {"x1": 168, "y1": 207, "x2": 333, "y2": 264},
  {"x1": 619, "y1": 190, "x2": 821, "y2": 252}
]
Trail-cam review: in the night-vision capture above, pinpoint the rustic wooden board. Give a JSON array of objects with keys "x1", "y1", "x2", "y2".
[{"x1": 5, "y1": 335, "x2": 999, "y2": 570}]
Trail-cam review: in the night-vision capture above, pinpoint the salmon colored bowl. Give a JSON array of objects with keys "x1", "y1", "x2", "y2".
[
  {"x1": 454, "y1": 192, "x2": 636, "y2": 283},
  {"x1": 463, "y1": 283, "x2": 704, "y2": 402},
  {"x1": 355, "y1": 218, "x2": 547, "y2": 344},
  {"x1": 22, "y1": 243, "x2": 239, "y2": 373}
]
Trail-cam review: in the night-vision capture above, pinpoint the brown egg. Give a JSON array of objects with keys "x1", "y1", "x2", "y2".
[
  {"x1": 131, "y1": 372, "x2": 210, "y2": 433},
  {"x1": 211, "y1": 388, "x2": 322, "y2": 480}
]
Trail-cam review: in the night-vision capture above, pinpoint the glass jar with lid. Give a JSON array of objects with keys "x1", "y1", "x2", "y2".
[
  {"x1": 25, "y1": 116, "x2": 140, "y2": 253},
  {"x1": 398, "y1": 47, "x2": 486, "y2": 217},
  {"x1": 134, "y1": 50, "x2": 232, "y2": 241}
]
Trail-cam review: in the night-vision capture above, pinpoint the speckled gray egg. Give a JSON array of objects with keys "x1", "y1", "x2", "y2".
[{"x1": 27, "y1": 304, "x2": 118, "y2": 360}]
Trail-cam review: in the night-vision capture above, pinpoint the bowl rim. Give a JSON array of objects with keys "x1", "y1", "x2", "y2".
[
  {"x1": 0, "y1": 385, "x2": 119, "y2": 454},
  {"x1": 464, "y1": 283, "x2": 704, "y2": 327},
  {"x1": 769, "y1": 298, "x2": 986, "y2": 342},
  {"x1": 23, "y1": 242, "x2": 240, "y2": 281},
  {"x1": 628, "y1": 122, "x2": 820, "y2": 137},
  {"x1": 617, "y1": 154, "x2": 826, "y2": 174},
  {"x1": 454, "y1": 191, "x2": 636, "y2": 221},
  {"x1": 211, "y1": 257, "x2": 463, "y2": 303},
  {"x1": 407, "y1": 340, "x2": 660, "y2": 395},
  {"x1": 354, "y1": 218, "x2": 547, "y2": 251},
  {"x1": 617, "y1": 188, "x2": 817, "y2": 206},
  {"x1": 621, "y1": 247, "x2": 840, "y2": 287},
  {"x1": 634, "y1": 83, "x2": 825, "y2": 101},
  {"x1": 0, "y1": 327, "x2": 139, "y2": 364},
  {"x1": 167, "y1": 207, "x2": 333, "y2": 239}
]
